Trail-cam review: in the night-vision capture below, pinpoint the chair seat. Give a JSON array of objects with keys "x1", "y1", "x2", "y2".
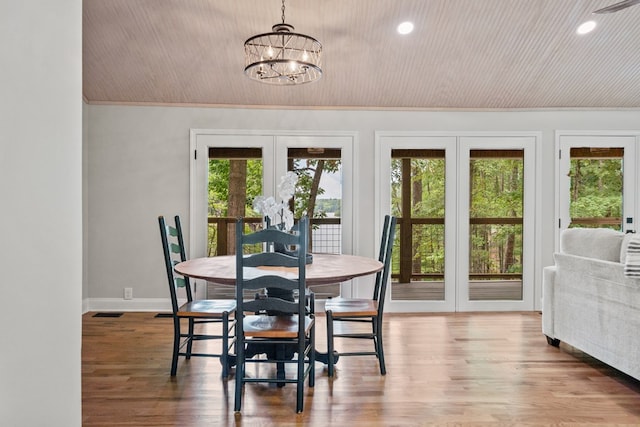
[
  {"x1": 178, "y1": 299, "x2": 237, "y2": 317},
  {"x1": 325, "y1": 297, "x2": 378, "y2": 317},
  {"x1": 243, "y1": 315, "x2": 314, "y2": 338}
]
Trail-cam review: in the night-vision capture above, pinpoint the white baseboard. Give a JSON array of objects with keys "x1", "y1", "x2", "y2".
[{"x1": 84, "y1": 298, "x2": 172, "y2": 313}]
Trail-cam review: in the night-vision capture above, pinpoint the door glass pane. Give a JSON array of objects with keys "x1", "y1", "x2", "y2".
[
  {"x1": 469, "y1": 149, "x2": 523, "y2": 301},
  {"x1": 391, "y1": 149, "x2": 446, "y2": 301},
  {"x1": 288, "y1": 148, "x2": 342, "y2": 298},
  {"x1": 569, "y1": 147, "x2": 623, "y2": 230},
  {"x1": 207, "y1": 147, "x2": 263, "y2": 298}
]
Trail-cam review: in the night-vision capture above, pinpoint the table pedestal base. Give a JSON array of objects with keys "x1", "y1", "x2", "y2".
[{"x1": 224, "y1": 288, "x2": 339, "y2": 383}]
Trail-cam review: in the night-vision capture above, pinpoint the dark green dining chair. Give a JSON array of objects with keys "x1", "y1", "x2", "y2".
[
  {"x1": 325, "y1": 215, "x2": 397, "y2": 376},
  {"x1": 233, "y1": 216, "x2": 315, "y2": 413},
  {"x1": 158, "y1": 215, "x2": 236, "y2": 378}
]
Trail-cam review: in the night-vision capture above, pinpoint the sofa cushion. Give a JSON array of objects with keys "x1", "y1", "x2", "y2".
[{"x1": 560, "y1": 227, "x2": 624, "y2": 262}]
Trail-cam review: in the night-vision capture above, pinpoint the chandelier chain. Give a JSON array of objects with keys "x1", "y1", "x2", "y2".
[{"x1": 281, "y1": 0, "x2": 286, "y2": 24}]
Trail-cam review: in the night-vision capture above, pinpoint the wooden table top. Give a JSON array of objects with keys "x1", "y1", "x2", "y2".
[{"x1": 174, "y1": 253, "x2": 383, "y2": 286}]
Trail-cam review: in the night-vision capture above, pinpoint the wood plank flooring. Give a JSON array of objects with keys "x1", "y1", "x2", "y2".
[{"x1": 82, "y1": 312, "x2": 640, "y2": 426}]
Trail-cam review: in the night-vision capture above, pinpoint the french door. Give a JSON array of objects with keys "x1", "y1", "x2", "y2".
[
  {"x1": 377, "y1": 132, "x2": 537, "y2": 312},
  {"x1": 458, "y1": 136, "x2": 536, "y2": 312},
  {"x1": 556, "y1": 133, "x2": 637, "y2": 244},
  {"x1": 189, "y1": 130, "x2": 354, "y2": 301}
]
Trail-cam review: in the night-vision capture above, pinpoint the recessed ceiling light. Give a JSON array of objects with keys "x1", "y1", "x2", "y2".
[
  {"x1": 577, "y1": 20, "x2": 597, "y2": 35},
  {"x1": 397, "y1": 21, "x2": 414, "y2": 35}
]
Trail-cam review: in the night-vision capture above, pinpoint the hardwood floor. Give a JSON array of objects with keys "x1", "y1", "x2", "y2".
[{"x1": 82, "y1": 312, "x2": 640, "y2": 426}]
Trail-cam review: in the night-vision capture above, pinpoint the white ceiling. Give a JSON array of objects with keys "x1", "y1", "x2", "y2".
[{"x1": 83, "y1": 0, "x2": 640, "y2": 110}]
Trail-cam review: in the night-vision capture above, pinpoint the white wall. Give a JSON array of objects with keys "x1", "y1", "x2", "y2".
[
  {"x1": 0, "y1": 1, "x2": 82, "y2": 426},
  {"x1": 86, "y1": 104, "x2": 640, "y2": 312}
]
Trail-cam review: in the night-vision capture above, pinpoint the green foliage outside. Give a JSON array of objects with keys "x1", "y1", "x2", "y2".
[
  {"x1": 208, "y1": 159, "x2": 262, "y2": 217},
  {"x1": 391, "y1": 156, "x2": 524, "y2": 280},
  {"x1": 316, "y1": 199, "x2": 341, "y2": 216},
  {"x1": 207, "y1": 159, "x2": 262, "y2": 255},
  {"x1": 206, "y1": 151, "x2": 623, "y2": 283},
  {"x1": 569, "y1": 159, "x2": 622, "y2": 228},
  {"x1": 470, "y1": 159, "x2": 522, "y2": 218},
  {"x1": 208, "y1": 158, "x2": 342, "y2": 218},
  {"x1": 469, "y1": 159, "x2": 523, "y2": 276},
  {"x1": 291, "y1": 158, "x2": 341, "y2": 219},
  {"x1": 391, "y1": 158, "x2": 447, "y2": 277},
  {"x1": 207, "y1": 157, "x2": 342, "y2": 255}
]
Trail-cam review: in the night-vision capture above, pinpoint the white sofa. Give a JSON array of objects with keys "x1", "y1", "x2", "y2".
[{"x1": 542, "y1": 228, "x2": 640, "y2": 381}]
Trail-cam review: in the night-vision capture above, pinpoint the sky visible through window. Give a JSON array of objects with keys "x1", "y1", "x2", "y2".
[{"x1": 319, "y1": 170, "x2": 341, "y2": 199}]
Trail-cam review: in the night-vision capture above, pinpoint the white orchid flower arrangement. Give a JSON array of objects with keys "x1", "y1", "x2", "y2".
[{"x1": 253, "y1": 171, "x2": 299, "y2": 231}]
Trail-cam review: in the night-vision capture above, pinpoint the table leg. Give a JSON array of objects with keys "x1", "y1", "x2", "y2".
[{"x1": 314, "y1": 350, "x2": 339, "y2": 365}]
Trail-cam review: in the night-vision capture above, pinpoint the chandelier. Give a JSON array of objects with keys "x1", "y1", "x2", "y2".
[{"x1": 244, "y1": 0, "x2": 322, "y2": 85}]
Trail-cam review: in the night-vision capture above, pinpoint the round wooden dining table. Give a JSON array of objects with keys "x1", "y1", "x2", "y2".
[
  {"x1": 174, "y1": 253, "x2": 383, "y2": 367},
  {"x1": 174, "y1": 253, "x2": 383, "y2": 286}
]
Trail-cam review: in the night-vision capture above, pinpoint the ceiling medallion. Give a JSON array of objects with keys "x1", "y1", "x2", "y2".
[{"x1": 244, "y1": 0, "x2": 322, "y2": 85}]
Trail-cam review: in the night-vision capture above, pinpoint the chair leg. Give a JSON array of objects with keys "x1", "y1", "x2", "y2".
[
  {"x1": 375, "y1": 316, "x2": 386, "y2": 375},
  {"x1": 276, "y1": 345, "x2": 286, "y2": 388},
  {"x1": 186, "y1": 318, "x2": 195, "y2": 359},
  {"x1": 298, "y1": 336, "x2": 307, "y2": 413},
  {"x1": 221, "y1": 313, "x2": 229, "y2": 378},
  {"x1": 234, "y1": 339, "x2": 244, "y2": 412},
  {"x1": 309, "y1": 326, "x2": 315, "y2": 388},
  {"x1": 231, "y1": 315, "x2": 237, "y2": 354},
  {"x1": 296, "y1": 357, "x2": 304, "y2": 413},
  {"x1": 171, "y1": 316, "x2": 180, "y2": 376},
  {"x1": 326, "y1": 311, "x2": 335, "y2": 377}
]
